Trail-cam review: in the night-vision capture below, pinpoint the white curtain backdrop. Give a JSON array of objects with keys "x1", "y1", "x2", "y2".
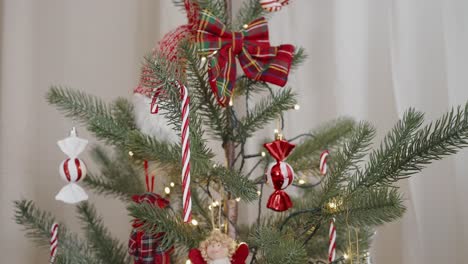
[{"x1": 2, "y1": 0, "x2": 468, "y2": 263}]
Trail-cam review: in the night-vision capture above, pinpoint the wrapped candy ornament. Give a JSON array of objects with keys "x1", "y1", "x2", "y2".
[
  {"x1": 188, "y1": 229, "x2": 249, "y2": 264},
  {"x1": 264, "y1": 137, "x2": 296, "y2": 212},
  {"x1": 55, "y1": 127, "x2": 88, "y2": 204}
]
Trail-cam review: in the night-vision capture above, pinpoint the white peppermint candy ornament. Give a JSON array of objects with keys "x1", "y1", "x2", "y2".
[{"x1": 55, "y1": 127, "x2": 89, "y2": 204}]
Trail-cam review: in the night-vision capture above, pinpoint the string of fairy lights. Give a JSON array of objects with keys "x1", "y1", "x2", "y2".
[{"x1": 128, "y1": 101, "x2": 374, "y2": 263}]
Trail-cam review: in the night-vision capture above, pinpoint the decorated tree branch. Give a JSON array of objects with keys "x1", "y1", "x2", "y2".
[{"x1": 13, "y1": 0, "x2": 468, "y2": 263}]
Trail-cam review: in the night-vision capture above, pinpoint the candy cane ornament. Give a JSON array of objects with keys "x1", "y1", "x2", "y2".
[
  {"x1": 179, "y1": 82, "x2": 192, "y2": 223},
  {"x1": 50, "y1": 223, "x2": 59, "y2": 264},
  {"x1": 259, "y1": 0, "x2": 290, "y2": 12},
  {"x1": 320, "y1": 150, "x2": 329, "y2": 175},
  {"x1": 329, "y1": 218, "x2": 336, "y2": 263}
]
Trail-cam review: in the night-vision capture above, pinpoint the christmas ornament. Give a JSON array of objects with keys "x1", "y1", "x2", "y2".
[
  {"x1": 264, "y1": 138, "x2": 296, "y2": 212},
  {"x1": 196, "y1": 10, "x2": 295, "y2": 106},
  {"x1": 188, "y1": 229, "x2": 249, "y2": 264},
  {"x1": 55, "y1": 127, "x2": 88, "y2": 204},
  {"x1": 259, "y1": 0, "x2": 290, "y2": 12},
  {"x1": 179, "y1": 82, "x2": 192, "y2": 223},
  {"x1": 133, "y1": 0, "x2": 199, "y2": 140},
  {"x1": 128, "y1": 164, "x2": 173, "y2": 264},
  {"x1": 50, "y1": 222, "x2": 58, "y2": 264},
  {"x1": 329, "y1": 218, "x2": 336, "y2": 262},
  {"x1": 320, "y1": 150, "x2": 329, "y2": 175}
]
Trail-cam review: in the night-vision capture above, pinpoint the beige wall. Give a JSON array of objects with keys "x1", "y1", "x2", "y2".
[{"x1": 2, "y1": 0, "x2": 468, "y2": 263}]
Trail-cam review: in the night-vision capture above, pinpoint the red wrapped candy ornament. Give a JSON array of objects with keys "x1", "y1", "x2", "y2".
[{"x1": 264, "y1": 138, "x2": 296, "y2": 212}]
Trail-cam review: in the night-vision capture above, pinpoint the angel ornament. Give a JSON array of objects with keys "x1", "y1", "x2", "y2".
[{"x1": 189, "y1": 230, "x2": 249, "y2": 264}]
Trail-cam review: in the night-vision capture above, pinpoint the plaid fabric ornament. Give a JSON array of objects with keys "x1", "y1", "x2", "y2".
[
  {"x1": 128, "y1": 162, "x2": 173, "y2": 264},
  {"x1": 128, "y1": 229, "x2": 173, "y2": 264},
  {"x1": 196, "y1": 10, "x2": 295, "y2": 106},
  {"x1": 128, "y1": 191, "x2": 173, "y2": 264}
]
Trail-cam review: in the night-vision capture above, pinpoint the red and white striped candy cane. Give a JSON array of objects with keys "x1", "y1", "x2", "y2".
[
  {"x1": 179, "y1": 82, "x2": 192, "y2": 223},
  {"x1": 329, "y1": 218, "x2": 336, "y2": 263},
  {"x1": 259, "y1": 0, "x2": 290, "y2": 12},
  {"x1": 320, "y1": 150, "x2": 329, "y2": 175},
  {"x1": 50, "y1": 223, "x2": 59, "y2": 264}
]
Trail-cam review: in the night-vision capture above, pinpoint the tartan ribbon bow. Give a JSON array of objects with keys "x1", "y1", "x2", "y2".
[{"x1": 196, "y1": 10, "x2": 295, "y2": 106}]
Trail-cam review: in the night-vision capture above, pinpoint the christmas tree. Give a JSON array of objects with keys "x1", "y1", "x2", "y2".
[{"x1": 13, "y1": 0, "x2": 468, "y2": 263}]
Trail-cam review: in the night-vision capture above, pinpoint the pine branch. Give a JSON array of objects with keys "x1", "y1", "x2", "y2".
[
  {"x1": 127, "y1": 202, "x2": 201, "y2": 250},
  {"x1": 47, "y1": 87, "x2": 134, "y2": 148},
  {"x1": 337, "y1": 187, "x2": 406, "y2": 227},
  {"x1": 215, "y1": 167, "x2": 258, "y2": 201},
  {"x1": 235, "y1": 0, "x2": 267, "y2": 29},
  {"x1": 237, "y1": 87, "x2": 297, "y2": 141},
  {"x1": 83, "y1": 147, "x2": 144, "y2": 201},
  {"x1": 112, "y1": 98, "x2": 137, "y2": 129},
  {"x1": 291, "y1": 47, "x2": 307, "y2": 71},
  {"x1": 354, "y1": 103, "x2": 468, "y2": 191},
  {"x1": 199, "y1": 0, "x2": 228, "y2": 24},
  {"x1": 190, "y1": 188, "x2": 214, "y2": 228},
  {"x1": 47, "y1": 86, "x2": 112, "y2": 123},
  {"x1": 126, "y1": 130, "x2": 213, "y2": 177},
  {"x1": 320, "y1": 122, "x2": 375, "y2": 203},
  {"x1": 76, "y1": 202, "x2": 130, "y2": 264},
  {"x1": 250, "y1": 228, "x2": 308, "y2": 264},
  {"x1": 14, "y1": 200, "x2": 98, "y2": 264},
  {"x1": 144, "y1": 55, "x2": 215, "y2": 172},
  {"x1": 288, "y1": 118, "x2": 356, "y2": 174},
  {"x1": 303, "y1": 224, "x2": 373, "y2": 261},
  {"x1": 180, "y1": 41, "x2": 228, "y2": 141}
]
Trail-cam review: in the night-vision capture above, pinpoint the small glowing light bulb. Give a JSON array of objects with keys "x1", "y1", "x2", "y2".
[
  {"x1": 257, "y1": 190, "x2": 261, "y2": 196},
  {"x1": 294, "y1": 104, "x2": 300, "y2": 110},
  {"x1": 128, "y1": 151, "x2": 134, "y2": 157},
  {"x1": 201, "y1": 56, "x2": 207, "y2": 63},
  {"x1": 186, "y1": 260, "x2": 192, "y2": 264},
  {"x1": 328, "y1": 202, "x2": 337, "y2": 209},
  {"x1": 170, "y1": 182, "x2": 175, "y2": 187},
  {"x1": 235, "y1": 197, "x2": 241, "y2": 202},
  {"x1": 213, "y1": 50, "x2": 218, "y2": 55},
  {"x1": 229, "y1": 99, "x2": 233, "y2": 106},
  {"x1": 274, "y1": 128, "x2": 279, "y2": 134},
  {"x1": 261, "y1": 151, "x2": 266, "y2": 157},
  {"x1": 208, "y1": 205, "x2": 212, "y2": 210},
  {"x1": 164, "y1": 187, "x2": 171, "y2": 194},
  {"x1": 298, "y1": 179, "x2": 305, "y2": 185},
  {"x1": 191, "y1": 219, "x2": 198, "y2": 226},
  {"x1": 243, "y1": 24, "x2": 249, "y2": 29},
  {"x1": 343, "y1": 253, "x2": 349, "y2": 260}
]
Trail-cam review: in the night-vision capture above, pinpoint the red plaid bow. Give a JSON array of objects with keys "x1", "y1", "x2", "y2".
[{"x1": 196, "y1": 11, "x2": 295, "y2": 106}]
